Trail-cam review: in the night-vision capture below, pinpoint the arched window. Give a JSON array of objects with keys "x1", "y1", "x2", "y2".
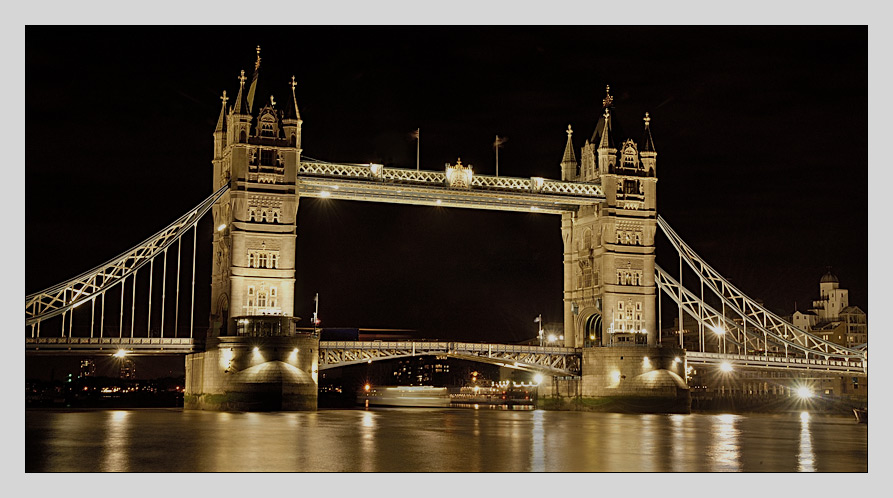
[
  {"x1": 247, "y1": 286, "x2": 255, "y2": 309},
  {"x1": 258, "y1": 253, "x2": 268, "y2": 268},
  {"x1": 270, "y1": 287, "x2": 278, "y2": 308},
  {"x1": 575, "y1": 267, "x2": 582, "y2": 289},
  {"x1": 239, "y1": 130, "x2": 247, "y2": 143},
  {"x1": 257, "y1": 291, "x2": 267, "y2": 308},
  {"x1": 271, "y1": 209, "x2": 280, "y2": 223},
  {"x1": 583, "y1": 229, "x2": 592, "y2": 249},
  {"x1": 248, "y1": 252, "x2": 256, "y2": 268},
  {"x1": 261, "y1": 209, "x2": 268, "y2": 222},
  {"x1": 271, "y1": 253, "x2": 278, "y2": 269},
  {"x1": 249, "y1": 207, "x2": 257, "y2": 222},
  {"x1": 290, "y1": 134, "x2": 296, "y2": 147}
]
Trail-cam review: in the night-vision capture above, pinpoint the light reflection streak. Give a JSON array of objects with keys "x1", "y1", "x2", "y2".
[
  {"x1": 708, "y1": 414, "x2": 741, "y2": 472},
  {"x1": 670, "y1": 414, "x2": 686, "y2": 472},
  {"x1": 100, "y1": 410, "x2": 130, "y2": 472},
  {"x1": 531, "y1": 410, "x2": 544, "y2": 472},
  {"x1": 798, "y1": 412, "x2": 815, "y2": 472},
  {"x1": 360, "y1": 410, "x2": 375, "y2": 471}
]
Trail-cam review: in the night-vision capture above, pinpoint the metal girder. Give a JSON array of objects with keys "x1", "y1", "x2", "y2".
[
  {"x1": 318, "y1": 341, "x2": 581, "y2": 376},
  {"x1": 25, "y1": 183, "x2": 230, "y2": 326},
  {"x1": 25, "y1": 337, "x2": 201, "y2": 355},
  {"x1": 657, "y1": 216, "x2": 866, "y2": 362},
  {"x1": 298, "y1": 160, "x2": 603, "y2": 214},
  {"x1": 686, "y1": 351, "x2": 866, "y2": 374}
]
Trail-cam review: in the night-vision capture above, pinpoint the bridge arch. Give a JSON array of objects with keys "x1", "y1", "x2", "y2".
[{"x1": 575, "y1": 305, "x2": 602, "y2": 347}]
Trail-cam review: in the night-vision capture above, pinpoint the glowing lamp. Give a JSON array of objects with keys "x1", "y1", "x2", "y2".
[{"x1": 719, "y1": 362, "x2": 733, "y2": 372}]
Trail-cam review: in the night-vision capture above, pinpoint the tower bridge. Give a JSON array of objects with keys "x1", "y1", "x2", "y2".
[{"x1": 25, "y1": 49, "x2": 867, "y2": 412}]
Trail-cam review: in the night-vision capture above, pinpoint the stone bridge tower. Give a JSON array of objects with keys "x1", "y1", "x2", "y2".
[
  {"x1": 210, "y1": 48, "x2": 303, "y2": 338},
  {"x1": 561, "y1": 86, "x2": 658, "y2": 349},
  {"x1": 187, "y1": 49, "x2": 317, "y2": 412}
]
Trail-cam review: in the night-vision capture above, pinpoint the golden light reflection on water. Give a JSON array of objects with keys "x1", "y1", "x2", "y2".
[
  {"x1": 531, "y1": 409, "x2": 544, "y2": 472},
  {"x1": 798, "y1": 412, "x2": 815, "y2": 472},
  {"x1": 670, "y1": 414, "x2": 686, "y2": 472},
  {"x1": 100, "y1": 410, "x2": 130, "y2": 472},
  {"x1": 708, "y1": 414, "x2": 741, "y2": 472}
]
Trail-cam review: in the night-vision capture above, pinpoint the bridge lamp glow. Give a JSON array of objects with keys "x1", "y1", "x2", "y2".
[
  {"x1": 217, "y1": 223, "x2": 226, "y2": 232},
  {"x1": 797, "y1": 386, "x2": 813, "y2": 399},
  {"x1": 253, "y1": 347, "x2": 260, "y2": 354},
  {"x1": 547, "y1": 334, "x2": 557, "y2": 343},
  {"x1": 719, "y1": 362, "x2": 733, "y2": 373},
  {"x1": 364, "y1": 384, "x2": 371, "y2": 392},
  {"x1": 320, "y1": 191, "x2": 331, "y2": 198},
  {"x1": 435, "y1": 199, "x2": 442, "y2": 205},
  {"x1": 711, "y1": 325, "x2": 726, "y2": 335},
  {"x1": 533, "y1": 374, "x2": 544, "y2": 385},
  {"x1": 611, "y1": 371, "x2": 622, "y2": 382},
  {"x1": 113, "y1": 349, "x2": 127, "y2": 358},
  {"x1": 674, "y1": 357, "x2": 681, "y2": 363}
]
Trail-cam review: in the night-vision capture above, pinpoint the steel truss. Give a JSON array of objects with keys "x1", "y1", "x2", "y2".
[
  {"x1": 319, "y1": 341, "x2": 581, "y2": 376},
  {"x1": 656, "y1": 216, "x2": 866, "y2": 366},
  {"x1": 26, "y1": 337, "x2": 201, "y2": 355},
  {"x1": 299, "y1": 161, "x2": 603, "y2": 213},
  {"x1": 25, "y1": 183, "x2": 230, "y2": 326}
]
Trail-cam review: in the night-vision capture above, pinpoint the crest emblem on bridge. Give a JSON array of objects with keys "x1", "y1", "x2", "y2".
[{"x1": 444, "y1": 158, "x2": 473, "y2": 188}]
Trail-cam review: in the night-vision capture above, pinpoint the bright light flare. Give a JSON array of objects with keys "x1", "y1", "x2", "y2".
[
  {"x1": 547, "y1": 334, "x2": 557, "y2": 342},
  {"x1": 711, "y1": 325, "x2": 726, "y2": 335},
  {"x1": 320, "y1": 191, "x2": 331, "y2": 198},
  {"x1": 113, "y1": 349, "x2": 127, "y2": 358},
  {"x1": 533, "y1": 374, "x2": 544, "y2": 385},
  {"x1": 217, "y1": 223, "x2": 226, "y2": 232},
  {"x1": 719, "y1": 362, "x2": 733, "y2": 373},
  {"x1": 797, "y1": 387, "x2": 813, "y2": 399},
  {"x1": 364, "y1": 384, "x2": 371, "y2": 392}
]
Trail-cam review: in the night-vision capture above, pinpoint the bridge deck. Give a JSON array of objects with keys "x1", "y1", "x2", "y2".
[
  {"x1": 686, "y1": 351, "x2": 866, "y2": 374},
  {"x1": 25, "y1": 337, "x2": 201, "y2": 355}
]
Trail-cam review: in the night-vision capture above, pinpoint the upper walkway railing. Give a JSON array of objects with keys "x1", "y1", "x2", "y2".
[{"x1": 297, "y1": 160, "x2": 604, "y2": 214}]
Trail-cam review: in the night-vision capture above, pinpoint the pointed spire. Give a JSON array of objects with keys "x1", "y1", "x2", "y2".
[
  {"x1": 284, "y1": 75, "x2": 301, "y2": 120},
  {"x1": 248, "y1": 46, "x2": 261, "y2": 113},
  {"x1": 598, "y1": 108, "x2": 613, "y2": 149},
  {"x1": 232, "y1": 70, "x2": 249, "y2": 115},
  {"x1": 561, "y1": 124, "x2": 577, "y2": 165},
  {"x1": 602, "y1": 85, "x2": 614, "y2": 109},
  {"x1": 215, "y1": 90, "x2": 228, "y2": 132},
  {"x1": 641, "y1": 112, "x2": 656, "y2": 152}
]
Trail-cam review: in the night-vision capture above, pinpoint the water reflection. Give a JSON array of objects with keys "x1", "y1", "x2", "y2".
[
  {"x1": 708, "y1": 414, "x2": 741, "y2": 472},
  {"x1": 798, "y1": 412, "x2": 815, "y2": 472},
  {"x1": 100, "y1": 410, "x2": 130, "y2": 472},
  {"x1": 25, "y1": 409, "x2": 866, "y2": 472},
  {"x1": 531, "y1": 410, "x2": 544, "y2": 472}
]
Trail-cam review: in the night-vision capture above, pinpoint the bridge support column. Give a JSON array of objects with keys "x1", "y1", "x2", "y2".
[
  {"x1": 579, "y1": 346, "x2": 690, "y2": 413},
  {"x1": 185, "y1": 316, "x2": 319, "y2": 411}
]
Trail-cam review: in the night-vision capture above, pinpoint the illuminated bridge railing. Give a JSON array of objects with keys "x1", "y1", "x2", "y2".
[
  {"x1": 299, "y1": 161, "x2": 604, "y2": 198},
  {"x1": 25, "y1": 337, "x2": 201, "y2": 354},
  {"x1": 318, "y1": 341, "x2": 581, "y2": 375},
  {"x1": 686, "y1": 351, "x2": 866, "y2": 374}
]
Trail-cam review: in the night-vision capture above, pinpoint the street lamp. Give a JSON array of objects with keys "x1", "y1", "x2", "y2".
[{"x1": 711, "y1": 325, "x2": 727, "y2": 354}]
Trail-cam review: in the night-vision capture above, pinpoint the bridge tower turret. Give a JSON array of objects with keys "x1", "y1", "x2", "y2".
[
  {"x1": 209, "y1": 52, "x2": 302, "y2": 339},
  {"x1": 563, "y1": 86, "x2": 658, "y2": 349}
]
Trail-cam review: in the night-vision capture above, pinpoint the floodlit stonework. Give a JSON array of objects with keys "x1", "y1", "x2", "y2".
[{"x1": 561, "y1": 87, "x2": 658, "y2": 349}]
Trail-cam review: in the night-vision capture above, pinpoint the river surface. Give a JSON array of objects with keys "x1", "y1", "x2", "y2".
[{"x1": 25, "y1": 408, "x2": 867, "y2": 472}]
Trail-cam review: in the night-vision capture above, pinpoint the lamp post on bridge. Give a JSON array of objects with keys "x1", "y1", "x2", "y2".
[{"x1": 535, "y1": 314, "x2": 543, "y2": 346}]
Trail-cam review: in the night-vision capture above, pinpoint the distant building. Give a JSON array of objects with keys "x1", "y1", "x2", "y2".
[
  {"x1": 79, "y1": 359, "x2": 96, "y2": 378},
  {"x1": 796, "y1": 270, "x2": 867, "y2": 348},
  {"x1": 119, "y1": 358, "x2": 136, "y2": 379}
]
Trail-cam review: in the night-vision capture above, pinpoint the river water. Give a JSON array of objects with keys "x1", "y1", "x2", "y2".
[{"x1": 25, "y1": 408, "x2": 866, "y2": 472}]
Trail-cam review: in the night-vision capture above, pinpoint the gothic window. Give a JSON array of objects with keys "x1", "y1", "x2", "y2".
[
  {"x1": 257, "y1": 290, "x2": 267, "y2": 308},
  {"x1": 593, "y1": 268, "x2": 599, "y2": 286},
  {"x1": 239, "y1": 130, "x2": 247, "y2": 143},
  {"x1": 261, "y1": 122, "x2": 275, "y2": 137},
  {"x1": 248, "y1": 253, "x2": 256, "y2": 268},
  {"x1": 625, "y1": 233, "x2": 631, "y2": 245},
  {"x1": 271, "y1": 253, "x2": 278, "y2": 269},
  {"x1": 271, "y1": 209, "x2": 280, "y2": 223},
  {"x1": 290, "y1": 134, "x2": 296, "y2": 147},
  {"x1": 270, "y1": 287, "x2": 278, "y2": 308},
  {"x1": 634, "y1": 233, "x2": 641, "y2": 245},
  {"x1": 583, "y1": 229, "x2": 592, "y2": 249},
  {"x1": 247, "y1": 286, "x2": 255, "y2": 309},
  {"x1": 575, "y1": 267, "x2": 582, "y2": 289},
  {"x1": 261, "y1": 208, "x2": 268, "y2": 222},
  {"x1": 261, "y1": 149, "x2": 274, "y2": 166},
  {"x1": 618, "y1": 302, "x2": 623, "y2": 311},
  {"x1": 258, "y1": 253, "x2": 268, "y2": 268},
  {"x1": 635, "y1": 302, "x2": 642, "y2": 311},
  {"x1": 583, "y1": 267, "x2": 592, "y2": 288}
]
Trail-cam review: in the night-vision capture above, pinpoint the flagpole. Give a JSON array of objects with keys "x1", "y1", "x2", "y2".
[
  {"x1": 416, "y1": 128, "x2": 420, "y2": 171},
  {"x1": 495, "y1": 135, "x2": 499, "y2": 176}
]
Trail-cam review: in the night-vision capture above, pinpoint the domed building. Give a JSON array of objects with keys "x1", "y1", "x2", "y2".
[{"x1": 791, "y1": 269, "x2": 867, "y2": 348}]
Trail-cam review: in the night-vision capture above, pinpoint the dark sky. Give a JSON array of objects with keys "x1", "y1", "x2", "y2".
[{"x1": 25, "y1": 26, "x2": 867, "y2": 376}]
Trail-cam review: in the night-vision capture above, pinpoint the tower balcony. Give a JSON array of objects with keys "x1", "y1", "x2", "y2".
[{"x1": 228, "y1": 315, "x2": 313, "y2": 338}]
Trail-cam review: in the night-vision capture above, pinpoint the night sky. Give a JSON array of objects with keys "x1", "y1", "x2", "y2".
[{"x1": 24, "y1": 26, "x2": 867, "y2": 377}]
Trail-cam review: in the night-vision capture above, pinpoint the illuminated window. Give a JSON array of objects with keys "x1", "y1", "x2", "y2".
[
  {"x1": 271, "y1": 253, "x2": 278, "y2": 269},
  {"x1": 257, "y1": 291, "x2": 267, "y2": 308},
  {"x1": 248, "y1": 252, "x2": 256, "y2": 268},
  {"x1": 258, "y1": 253, "x2": 268, "y2": 268}
]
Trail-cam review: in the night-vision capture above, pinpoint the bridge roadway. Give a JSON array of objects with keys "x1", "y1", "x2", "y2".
[
  {"x1": 25, "y1": 338, "x2": 866, "y2": 375},
  {"x1": 296, "y1": 161, "x2": 604, "y2": 214}
]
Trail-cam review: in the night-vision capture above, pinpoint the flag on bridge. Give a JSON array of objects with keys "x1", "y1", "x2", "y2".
[{"x1": 534, "y1": 315, "x2": 541, "y2": 323}]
